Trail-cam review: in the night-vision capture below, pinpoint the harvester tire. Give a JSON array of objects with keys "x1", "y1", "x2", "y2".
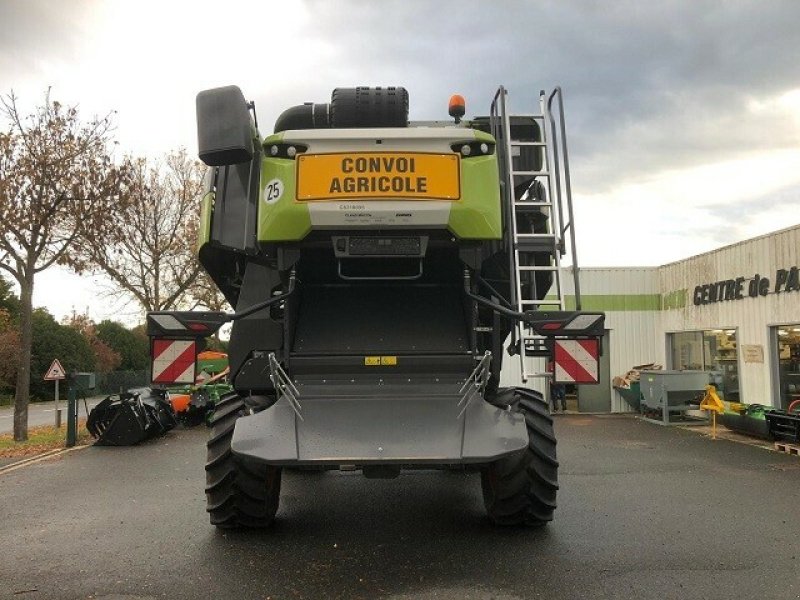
[
  {"x1": 481, "y1": 388, "x2": 558, "y2": 526},
  {"x1": 205, "y1": 393, "x2": 281, "y2": 528}
]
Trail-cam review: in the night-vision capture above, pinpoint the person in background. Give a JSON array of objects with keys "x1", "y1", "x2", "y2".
[{"x1": 551, "y1": 381, "x2": 567, "y2": 412}]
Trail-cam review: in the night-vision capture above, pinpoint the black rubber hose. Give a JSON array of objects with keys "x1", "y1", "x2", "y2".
[
  {"x1": 273, "y1": 103, "x2": 330, "y2": 133},
  {"x1": 228, "y1": 272, "x2": 296, "y2": 321}
]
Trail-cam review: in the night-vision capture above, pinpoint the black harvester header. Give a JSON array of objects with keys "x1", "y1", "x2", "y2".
[{"x1": 87, "y1": 388, "x2": 177, "y2": 446}]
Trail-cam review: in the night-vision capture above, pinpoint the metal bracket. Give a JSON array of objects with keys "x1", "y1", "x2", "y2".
[
  {"x1": 457, "y1": 351, "x2": 492, "y2": 419},
  {"x1": 268, "y1": 353, "x2": 303, "y2": 421}
]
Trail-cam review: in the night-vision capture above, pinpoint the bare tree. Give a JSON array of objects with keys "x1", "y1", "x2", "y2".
[
  {"x1": 71, "y1": 149, "x2": 206, "y2": 313},
  {"x1": 188, "y1": 269, "x2": 230, "y2": 313},
  {"x1": 0, "y1": 91, "x2": 129, "y2": 441}
]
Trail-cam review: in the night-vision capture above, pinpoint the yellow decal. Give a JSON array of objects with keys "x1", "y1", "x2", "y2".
[
  {"x1": 296, "y1": 152, "x2": 460, "y2": 201},
  {"x1": 364, "y1": 356, "x2": 399, "y2": 366}
]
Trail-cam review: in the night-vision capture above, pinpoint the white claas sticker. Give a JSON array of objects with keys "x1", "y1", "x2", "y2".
[{"x1": 263, "y1": 179, "x2": 284, "y2": 204}]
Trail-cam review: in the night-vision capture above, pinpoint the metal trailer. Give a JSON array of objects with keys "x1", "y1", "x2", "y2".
[
  {"x1": 147, "y1": 85, "x2": 605, "y2": 528},
  {"x1": 639, "y1": 370, "x2": 712, "y2": 426}
]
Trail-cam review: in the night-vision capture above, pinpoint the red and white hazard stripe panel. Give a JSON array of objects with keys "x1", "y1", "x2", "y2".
[
  {"x1": 554, "y1": 339, "x2": 600, "y2": 384},
  {"x1": 152, "y1": 339, "x2": 197, "y2": 385}
]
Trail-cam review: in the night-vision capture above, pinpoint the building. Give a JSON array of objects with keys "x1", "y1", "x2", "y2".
[{"x1": 501, "y1": 224, "x2": 800, "y2": 412}]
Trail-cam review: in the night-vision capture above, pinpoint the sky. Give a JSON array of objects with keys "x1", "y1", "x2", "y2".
[{"x1": 1, "y1": 0, "x2": 799, "y2": 325}]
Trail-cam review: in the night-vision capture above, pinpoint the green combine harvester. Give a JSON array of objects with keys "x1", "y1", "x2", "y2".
[{"x1": 148, "y1": 85, "x2": 604, "y2": 528}]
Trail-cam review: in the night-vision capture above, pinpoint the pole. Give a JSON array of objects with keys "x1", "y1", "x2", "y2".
[
  {"x1": 54, "y1": 379, "x2": 61, "y2": 428},
  {"x1": 66, "y1": 377, "x2": 76, "y2": 448}
]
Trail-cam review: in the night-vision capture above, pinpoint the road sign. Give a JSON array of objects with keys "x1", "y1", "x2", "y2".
[
  {"x1": 44, "y1": 359, "x2": 66, "y2": 381},
  {"x1": 554, "y1": 339, "x2": 600, "y2": 384},
  {"x1": 151, "y1": 339, "x2": 197, "y2": 384}
]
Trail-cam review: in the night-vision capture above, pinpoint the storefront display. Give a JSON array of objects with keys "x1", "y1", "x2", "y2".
[
  {"x1": 775, "y1": 325, "x2": 800, "y2": 409},
  {"x1": 668, "y1": 330, "x2": 739, "y2": 400}
]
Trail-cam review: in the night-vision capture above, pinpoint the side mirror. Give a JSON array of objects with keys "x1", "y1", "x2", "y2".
[{"x1": 196, "y1": 85, "x2": 254, "y2": 166}]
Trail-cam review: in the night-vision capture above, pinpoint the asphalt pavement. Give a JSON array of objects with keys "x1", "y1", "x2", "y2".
[
  {"x1": 0, "y1": 398, "x2": 102, "y2": 434},
  {"x1": 1, "y1": 415, "x2": 799, "y2": 599}
]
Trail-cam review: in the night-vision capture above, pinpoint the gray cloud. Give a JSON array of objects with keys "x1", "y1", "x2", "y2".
[
  {"x1": 300, "y1": 0, "x2": 800, "y2": 192},
  {"x1": 0, "y1": 1, "x2": 97, "y2": 83}
]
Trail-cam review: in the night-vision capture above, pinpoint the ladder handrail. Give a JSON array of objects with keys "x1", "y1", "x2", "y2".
[
  {"x1": 489, "y1": 85, "x2": 582, "y2": 381},
  {"x1": 547, "y1": 87, "x2": 582, "y2": 310}
]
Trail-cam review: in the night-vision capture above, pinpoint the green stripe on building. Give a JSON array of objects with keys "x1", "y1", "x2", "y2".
[{"x1": 543, "y1": 294, "x2": 664, "y2": 311}]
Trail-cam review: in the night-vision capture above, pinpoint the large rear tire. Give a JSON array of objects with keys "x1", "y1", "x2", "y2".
[
  {"x1": 205, "y1": 393, "x2": 281, "y2": 528},
  {"x1": 481, "y1": 388, "x2": 559, "y2": 526}
]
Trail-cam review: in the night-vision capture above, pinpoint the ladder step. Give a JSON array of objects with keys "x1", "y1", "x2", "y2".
[
  {"x1": 522, "y1": 338, "x2": 551, "y2": 357},
  {"x1": 518, "y1": 265, "x2": 559, "y2": 271},
  {"x1": 511, "y1": 141, "x2": 547, "y2": 147},
  {"x1": 515, "y1": 242, "x2": 558, "y2": 253},
  {"x1": 514, "y1": 204, "x2": 552, "y2": 213},
  {"x1": 514, "y1": 201, "x2": 552, "y2": 207},
  {"x1": 520, "y1": 300, "x2": 563, "y2": 305},
  {"x1": 512, "y1": 170, "x2": 550, "y2": 177}
]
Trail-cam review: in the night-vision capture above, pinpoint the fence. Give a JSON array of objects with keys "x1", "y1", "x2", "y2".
[{"x1": 93, "y1": 370, "x2": 150, "y2": 396}]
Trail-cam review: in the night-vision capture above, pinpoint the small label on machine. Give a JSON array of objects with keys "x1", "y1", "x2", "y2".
[
  {"x1": 364, "y1": 356, "x2": 398, "y2": 366},
  {"x1": 296, "y1": 153, "x2": 460, "y2": 201}
]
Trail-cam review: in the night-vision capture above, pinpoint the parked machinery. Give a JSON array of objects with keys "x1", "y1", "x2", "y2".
[
  {"x1": 147, "y1": 85, "x2": 605, "y2": 528},
  {"x1": 639, "y1": 370, "x2": 711, "y2": 425}
]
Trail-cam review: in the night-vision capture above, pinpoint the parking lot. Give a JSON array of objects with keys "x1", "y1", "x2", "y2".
[{"x1": 1, "y1": 415, "x2": 799, "y2": 600}]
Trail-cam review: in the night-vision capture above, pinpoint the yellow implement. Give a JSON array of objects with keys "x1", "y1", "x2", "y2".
[{"x1": 700, "y1": 385, "x2": 725, "y2": 439}]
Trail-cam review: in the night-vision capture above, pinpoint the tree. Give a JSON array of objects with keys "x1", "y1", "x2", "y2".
[
  {"x1": 96, "y1": 320, "x2": 149, "y2": 371},
  {"x1": 187, "y1": 268, "x2": 230, "y2": 348},
  {"x1": 0, "y1": 277, "x2": 20, "y2": 394},
  {"x1": 63, "y1": 312, "x2": 122, "y2": 374},
  {"x1": 29, "y1": 309, "x2": 94, "y2": 400},
  {"x1": 70, "y1": 148, "x2": 206, "y2": 314},
  {"x1": 0, "y1": 308, "x2": 20, "y2": 393},
  {"x1": 0, "y1": 274, "x2": 19, "y2": 318},
  {"x1": 0, "y1": 91, "x2": 129, "y2": 440}
]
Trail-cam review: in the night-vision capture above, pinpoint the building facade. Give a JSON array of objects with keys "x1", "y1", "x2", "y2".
[{"x1": 500, "y1": 224, "x2": 800, "y2": 412}]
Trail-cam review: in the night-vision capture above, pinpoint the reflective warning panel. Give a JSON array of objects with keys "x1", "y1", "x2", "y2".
[
  {"x1": 554, "y1": 339, "x2": 600, "y2": 384},
  {"x1": 151, "y1": 339, "x2": 197, "y2": 385}
]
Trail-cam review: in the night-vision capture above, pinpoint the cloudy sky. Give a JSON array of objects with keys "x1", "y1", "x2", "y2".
[{"x1": 2, "y1": 0, "x2": 799, "y2": 324}]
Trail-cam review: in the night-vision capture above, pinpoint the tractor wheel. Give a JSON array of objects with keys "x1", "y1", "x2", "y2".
[
  {"x1": 481, "y1": 388, "x2": 559, "y2": 526},
  {"x1": 205, "y1": 393, "x2": 281, "y2": 528}
]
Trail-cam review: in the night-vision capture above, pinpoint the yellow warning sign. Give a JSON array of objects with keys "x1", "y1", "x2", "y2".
[
  {"x1": 297, "y1": 153, "x2": 460, "y2": 201},
  {"x1": 364, "y1": 356, "x2": 381, "y2": 366}
]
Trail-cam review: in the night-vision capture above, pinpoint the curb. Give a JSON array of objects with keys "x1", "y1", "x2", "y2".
[{"x1": 0, "y1": 445, "x2": 90, "y2": 476}]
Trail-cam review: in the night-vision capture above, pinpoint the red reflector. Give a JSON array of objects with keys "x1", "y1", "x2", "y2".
[
  {"x1": 188, "y1": 323, "x2": 208, "y2": 331},
  {"x1": 542, "y1": 323, "x2": 561, "y2": 330}
]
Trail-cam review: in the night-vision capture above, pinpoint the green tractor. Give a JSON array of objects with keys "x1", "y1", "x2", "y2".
[{"x1": 148, "y1": 85, "x2": 604, "y2": 528}]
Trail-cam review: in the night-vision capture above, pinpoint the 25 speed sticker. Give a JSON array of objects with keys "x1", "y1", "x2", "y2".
[{"x1": 263, "y1": 178, "x2": 284, "y2": 204}]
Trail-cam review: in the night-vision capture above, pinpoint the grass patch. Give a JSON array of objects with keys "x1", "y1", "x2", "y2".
[{"x1": 0, "y1": 420, "x2": 92, "y2": 459}]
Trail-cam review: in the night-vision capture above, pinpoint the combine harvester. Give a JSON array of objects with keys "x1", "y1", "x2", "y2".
[{"x1": 148, "y1": 85, "x2": 604, "y2": 528}]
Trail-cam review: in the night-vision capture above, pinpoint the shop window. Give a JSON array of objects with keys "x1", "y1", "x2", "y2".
[
  {"x1": 668, "y1": 329, "x2": 738, "y2": 400},
  {"x1": 775, "y1": 325, "x2": 800, "y2": 409}
]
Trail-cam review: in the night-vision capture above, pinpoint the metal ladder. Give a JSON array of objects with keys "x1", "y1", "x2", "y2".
[{"x1": 490, "y1": 86, "x2": 582, "y2": 382}]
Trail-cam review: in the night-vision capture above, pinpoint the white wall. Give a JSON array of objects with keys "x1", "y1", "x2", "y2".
[
  {"x1": 659, "y1": 224, "x2": 800, "y2": 407},
  {"x1": 500, "y1": 225, "x2": 800, "y2": 411},
  {"x1": 500, "y1": 267, "x2": 663, "y2": 412}
]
